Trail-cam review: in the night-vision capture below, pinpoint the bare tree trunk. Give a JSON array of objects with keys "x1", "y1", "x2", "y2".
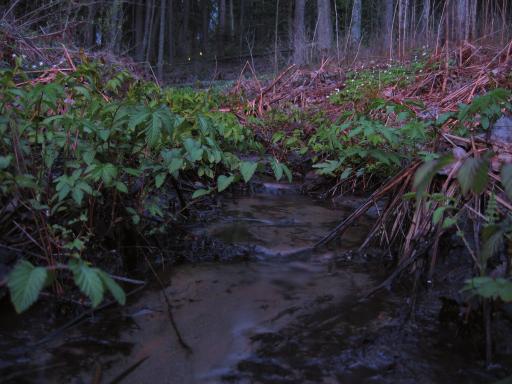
[
  {"x1": 470, "y1": 0, "x2": 478, "y2": 39},
  {"x1": 109, "y1": 0, "x2": 123, "y2": 53},
  {"x1": 142, "y1": 0, "x2": 154, "y2": 61},
  {"x1": 457, "y1": 0, "x2": 469, "y2": 41},
  {"x1": 421, "y1": 0, "x2": 430, "y2": 41},
  {"x1": 350, "y1": 0, "x2": 362, "y2": 47},
  {"x1": 398, "y1": 0, "x2": 409, "y2": 58},
  {"x1": 201, "y1": 0, "x2": 209, "y2": 53},
  {"x1": 501, "y1": 0, "x2": 508, "y2": 43},
  {"x1": 383, "y1": 0, "x2": 395, "y2": 55},
  {"x1": 157, "y1": 0, "x2": 167, "y2": 80},
  {"x1": 288, "y1": 0, "x2": 294, "y2": 48},
  {"x1": 274, "y1": 0, "x2": 280, "y2": 75},
  {"x1": 180, "y1": 0, "x2": 191, "y2": 58},
  {"x1": 86, "y1": 2, "x2": 97, "y2": 48},
  {"x1": 135, "y1": 0, "x2": 145, "y2": 60},
  {"x1": 168, "y1": 0, "x2": 174, "y2": 64},
  {"x1": 229, "y1": 0, "x2": 235, "y2": 41},
  {"x1": 218, "y1": 0, "x2": 226, "y2": 56},
  {"x1": 145, "y1": 0, "x2": 156, "y2": 62},
  {"x1": 292, "y1": 0, "x2": 307, "y2": 65},
  {"x1": 239, "y1": 0, "x2": 245, "y2": 53},
  {"x1": 317, "y1": 0, "x2": 333, "y2": 55}
]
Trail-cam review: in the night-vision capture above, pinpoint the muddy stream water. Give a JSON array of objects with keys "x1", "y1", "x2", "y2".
[{"x1": 1, "y1": 186, "x2": 510, "y2": 383}]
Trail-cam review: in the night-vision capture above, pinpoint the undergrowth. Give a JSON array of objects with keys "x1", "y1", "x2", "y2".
[
  {"x1": 2, "y1": 57, "x2": 512, "y2": 315},
  {"x1": 0, "y1": 61, "x2": 271, "y2": 313},
  {"x1": 328, "y1": 61, "x2": 426, "y2": 107}
]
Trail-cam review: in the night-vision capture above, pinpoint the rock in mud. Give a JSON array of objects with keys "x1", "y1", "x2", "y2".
[{"x1": 490, "y1": 115, "x2": 512, "y2": 169}]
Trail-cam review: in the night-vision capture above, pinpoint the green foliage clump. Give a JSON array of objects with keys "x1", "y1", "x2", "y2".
[
  {"x1": 437, "y1": 88, "x2": 512, "y2": 134},
  {"x1": 309, "y1": 100, "x2": 430, "y2": 183},
  {"x1": 412, "y1": 90, "x2": 512, "y2": 304},
  {"x1": 328, "y1": 62, "x2": 425, "y2": 106},
  {"x1": 0, "y1": 61, "x2": 263, "y2": 312}
]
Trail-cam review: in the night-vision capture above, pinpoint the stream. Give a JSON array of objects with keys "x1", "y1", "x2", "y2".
[{"x1": 1, "y1": 186, "x2": 510, "y2": 383}]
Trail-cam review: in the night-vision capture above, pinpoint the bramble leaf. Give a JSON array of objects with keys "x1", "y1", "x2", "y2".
[
  {"x1": 457, "y1": 156, "x2": 489, "y2": 195},
  {"x1": 239, "y1": 161, "x2": 258, "y2": 183},
  {"x1": 97, "y1": 270, "x2": 126, "y2": 305},
  {"x1": 7, "y1": 261, "x2": 48, "y2": 313},
  {"x1": 217, "y1": 174, "x2": 234, "y2": 192},
  {"x1": 69, "y1": 260, "x2": 104, "y2": 307}
]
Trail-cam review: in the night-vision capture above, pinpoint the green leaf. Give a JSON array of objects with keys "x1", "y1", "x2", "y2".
[
  {"x1": 217, "y1": 174, "x2": 234, "y2": 192},
  {"x1": 97, "y1": 270, "x2": 126, "y2": 305},
  {"x1": 436, "y1": 112, "x2": 454, "y2": 125},
  {"x1": 128, "y1": 110, "x2": 150, "y2": 130},
  {"x1": 481, "y1": 224, "x2": 504, "y2": 262},
  {"x1": 281, "y1": 163, "x2": 293, "y2": 183},
  {"x1": 167, "y1": 158, "x2": 184, "y2": 177},
  {"x1": 442, "y1": 216, "x2": 457, "y2": 229},
  {"x1": 7, "y1": 261, "x2": 48, "y2": 313},
  {"x1": 402, "y1": 192, "x2": 416, "y2": 200},
  {"x1": 155, "y1": 173, "x2": 166, "y2": 188},
  {"x1": 340, "y1": 167, "x2": 352, "y2": 180},
  {"x1": 413, "y1": 155, "x2": 454, "y2": 197},
  {"x1": 98, "y1": 129, "x2": 110, "y2": 142},
  {"x1": 69, "y1": 260, "x2": 104, "y2": 307},
  {"x1": 463, "y1": 277, "x2": 512, "y2": 302},
  {"x1": 56, "y1": 182, "x2": 71, "y2": 201},
  {"x1": 0, "y1": 155, "x2": 12, "y2": 169},
  {"x1": 100, "y1": 163, "x2": 118, "y2": 185},
  {"x1": 239, "y1": 161, "x2": 258, "y2": 183},
  {"x1": 481, "y1": 115, "x2": 490, "y2": 130},
  {"x1": 313, "y1": 160, "x2": 341, "y2": 176},
  {"x1": 82, "y1": 150, "x2": 96, "y2": 165},
  {"x1": 146, "y1": 115, "x2": 162, "y2": 147},
  {"x1": 270, "y1": 158, "x2": 283, "y2": 181},
  {"x1": 72, "y1": 188, "x2": 85, "y2": 205},
  {"x1": 63, "y1": 238, "x2": 85, "y2": 251},
  {"x1": 183, "y1": 138, "x2": 203, "y2": 162},
  {"x1": 457, "y1": 156, "x2": 489, "y2": 195},
  {"x1": 115, "y1": 181, "x2": 128, "y2": 193},
  {"x1": 15, "y1": 174, "x2": 38, "y2": 190},
  {"x1": 192, "y1": 188, "x2": 212, "y2": 199},
  {"x1": 43, "y1": 147, "x2": 58, "y2": 168},
  {"x1": 124, "y1": 167, "x2": 142, "y2": 177},
  {"x1": 433, "y1": 207, "x2": 447, "y2": 225},
  {"x1": 126, "y1": 207, "x2": 140, "y2": 224}
]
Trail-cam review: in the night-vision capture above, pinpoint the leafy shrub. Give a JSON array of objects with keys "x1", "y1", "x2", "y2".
[{"x1": 0, "y1": 62, "x2": 264, "y2": 312}]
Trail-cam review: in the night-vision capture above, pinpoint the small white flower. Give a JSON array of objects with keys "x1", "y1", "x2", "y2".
[
  {"x1": 12, "y1": 53, "x2": 16, "y2": 58},
  {"x1": 39, "y1": 61, "x2": 43, "y2": 66}
]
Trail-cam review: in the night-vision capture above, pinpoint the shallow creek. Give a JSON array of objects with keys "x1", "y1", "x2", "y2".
[{"x1": 0, "y1": 188, "x2": 508, "y2": 383}]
